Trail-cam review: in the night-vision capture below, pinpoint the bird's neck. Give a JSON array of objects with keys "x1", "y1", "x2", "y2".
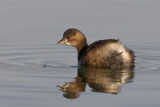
[{"x1": 76, "y1": 40, "x2": 88, "y2": 53}]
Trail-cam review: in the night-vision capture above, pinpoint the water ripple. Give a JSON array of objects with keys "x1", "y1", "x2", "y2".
[{"x1": 0, "y1": 44, "x2": 76, "y2": 70}]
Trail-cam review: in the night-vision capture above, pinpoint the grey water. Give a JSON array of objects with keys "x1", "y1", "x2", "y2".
[{"x1": 0, "y1": 0, "x2": 160, "y2": 107}]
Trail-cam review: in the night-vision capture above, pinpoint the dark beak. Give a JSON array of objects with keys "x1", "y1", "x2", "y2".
[{"x1": 57, "y1": 39, "x2": 65, "y2": 44}]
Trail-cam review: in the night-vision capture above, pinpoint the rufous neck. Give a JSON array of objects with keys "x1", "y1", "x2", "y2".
[{"x1": 76, "y1": 40, "x2": 88, "y2": 53}]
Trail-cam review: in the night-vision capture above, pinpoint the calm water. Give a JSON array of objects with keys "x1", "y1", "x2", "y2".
[{"x1": 0, "y1": 0, "x2": 160, "y2": 107}]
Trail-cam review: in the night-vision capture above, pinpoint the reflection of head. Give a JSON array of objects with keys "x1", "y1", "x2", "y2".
[
  {"x1": 57, "y1": 82, "x2": 86, "y2": 92},
  {"x1": 57, "y1": 81, "x2": 86, "y2": 99}
]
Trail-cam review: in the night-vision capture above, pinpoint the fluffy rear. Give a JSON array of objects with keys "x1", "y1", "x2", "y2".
[{"x1": 80, "y1": 39, "x2": 134, "y2": 68}]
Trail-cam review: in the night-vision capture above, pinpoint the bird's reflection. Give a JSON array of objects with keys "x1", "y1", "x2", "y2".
[{"x1": 57, "y1": 66, "x2": 134, "y2": 99}]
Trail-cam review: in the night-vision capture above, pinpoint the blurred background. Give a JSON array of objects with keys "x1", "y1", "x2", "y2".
[{"x1": 0, "y1": 0, "x2": 160, "y2": 45}]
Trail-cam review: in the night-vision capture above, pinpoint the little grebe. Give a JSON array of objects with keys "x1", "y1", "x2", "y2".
[{"x1": 57, "y1": 28, "x2": 135, "y2": 68}]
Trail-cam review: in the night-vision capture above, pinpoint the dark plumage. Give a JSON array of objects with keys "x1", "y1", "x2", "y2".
[{"x1": 57, "y1": 28, "x2": 135, "y2": 68}]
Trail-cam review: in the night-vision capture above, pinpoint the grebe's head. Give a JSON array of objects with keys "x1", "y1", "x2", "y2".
[{"x1": 57, "y1": 28, "x2": 88, "y2": 51}]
